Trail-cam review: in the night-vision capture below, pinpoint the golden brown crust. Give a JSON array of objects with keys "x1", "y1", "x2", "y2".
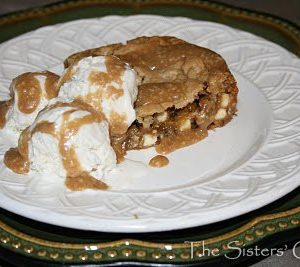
[
  {"x1": 64, "y1": 36, "x2": 237, "y2": 117},
  {"x1": 135, "y1": 81, "x2": 204, "y2": 117},
  {"x1": 65, "y1": 36, "x2": 238, "y2": 155},
  {"x1": 64, "y1": 43, "x2": 122, "y2": 68}
]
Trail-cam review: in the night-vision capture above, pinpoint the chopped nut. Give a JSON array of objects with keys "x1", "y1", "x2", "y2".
[
  {"x1": 137, "y1": 117, "x2": 143, "y2": 124},
  {"x1": 215, "y1": 108, "x2": 227, "y2": 120},
  {"x1": 221, "y1": 94, "x2": 230, "y2": 108},
  {"x1": 156, "y1": 112, "x2": 168, "y2": 122},
  {"x1": 137, "y1": 116, "x2": 153, "y2": 128},
  {"x1": 143, "y1": 134, "x2": 157, "y2": 147},
  {"x1": 180, "y1": 119, "x2": 191, "y2": 131}
]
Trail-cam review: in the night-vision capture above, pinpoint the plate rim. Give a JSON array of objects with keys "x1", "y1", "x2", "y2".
[
  {"x1": 0, "y1": 0, "x2": 299, "y2": 56},
  {"x1": 1, "y1": 204, "x2": 299, "y2": 263},
  {"x1": 0, "y1": 15, "x2": 300, "y2": 233}
]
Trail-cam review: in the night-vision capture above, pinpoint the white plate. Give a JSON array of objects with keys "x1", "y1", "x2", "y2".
[{"x1": 0, "y1": 15, "x2": 300, "y2": 233}]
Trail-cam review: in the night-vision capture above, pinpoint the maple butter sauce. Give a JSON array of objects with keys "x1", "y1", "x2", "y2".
[
  {"x1": 4, "y1": 127, "x2": 31, "y2": 174},
  {"x1": 44, "y1": 72, "x2": 60, "y2": 99},
  {"x1": 0, "y1": 72, "x2": 59, "y2": 130},
  {"x1": 57, "y1": 64, "x2": 78, "y2": 89},
  {"x1": 0, "y1": 99, "x2": 13, "y2": 129},
  {"x1": 156, "y1": 130, "x2": 208, "y2": 155},
  {"x1": 14, "y1": 73, "x2": 42, "y2": 114},
  {"x1": 149, "y1": 155, "x2": 169, "y2": 168},
  {"x1": 58, "y1": 109, "x2": 108, "y2": 190},
  {"x1": 86, "y1": 56, "x2": 128, "y2": 135},
  {"x1": 32, "y1": 121, "x2": 56, "y2": 136}
]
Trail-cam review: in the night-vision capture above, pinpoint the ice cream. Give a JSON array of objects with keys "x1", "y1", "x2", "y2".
[
  {"x1": 0, "y1": 71, "x2": 59, "y2": 144},
  {"x1": 3, "y1": 56, "x2": 139, "y2": 190},
  {"x1": 4, "y1": 102, "x2": 117, "y2": 190},
  {"x1": 57, "y1": 56, "x2": 138, "y2": 135}
]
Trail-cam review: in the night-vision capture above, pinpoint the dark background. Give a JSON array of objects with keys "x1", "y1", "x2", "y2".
[{"x1": 0, "y1": 0, "x2": 299, "y2": 26}]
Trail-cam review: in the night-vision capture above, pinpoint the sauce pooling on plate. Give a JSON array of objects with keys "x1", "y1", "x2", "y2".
[{"x1": 149, "y1": 155, "x2": 169, "y2": 168}]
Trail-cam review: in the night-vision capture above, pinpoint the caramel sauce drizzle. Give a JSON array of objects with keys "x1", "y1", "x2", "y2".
[
  {"x1": 14, "y1": 73, "x2": 42, "y2": 114},
  {"x1": 3, "y1": 148, "x2": 29, "y2": 174},
  {"x1": 0, "y1": 99, "x2": 13, "y2": 129},
  {"x1": 86, "y1": 56, "x2": 128, "y2": 135},
  {"x1": 17, "y1": 127, "x2": 31, "y2": 162},
  {"x1": 59, "y1": 111, "x2": 97, "y2": 178},
  {"x1": 32, "y1": 121, "x2": 56, "y2": 137},
  {"x1": 149, "y1": 155, "x2": 169, "y2": 168},
  {"x1": 156, "y1": 129, "x2": 208, "y2": 154},
  {"x1": 44, "y1": 72, "x2": 60, "y2": 99},
  {"x1": 109, "y1": 112, "x2": 128, "y2": 137},
  {"x1": 65, "y1": 171, "x2": 108, "y2": 191},
  {"x1": 1, "y1": 72, "x2": 58, "y2": 129},
  {"x1": 4, "y1": 127, "x2": 31, "y2": 174},
  {"x1": 59, "y1": 56, "x2": 128, "y2": 136},
  {"x1": 58, "y1": 110, "x2": 108, "y2": 190},
  {"x1": 89, "y1": 56, "x2": 124, "y2": 86},
  {"x1": 76, "y1": 90, "x2": 104, "y2": 114},
  {"x1": 106, "y1": 85, "x2": 124, "y2": 99},
  {"x1": 57, "y1": 64, "x2": 77, "y2": 88},
  {"x1": 111, "y1": 140, "x2": 126, "y2": 163}
]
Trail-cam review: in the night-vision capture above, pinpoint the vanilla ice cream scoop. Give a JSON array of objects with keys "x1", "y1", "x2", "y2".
[
  {"x1": 0, "y1": 71, "x2": 59, "y2": 144},
  {"x1": 4, "y1": 102, "x2": 117, "y2": 191},
  {"x1": 57, "y1": 56, "x2": 138, "y2": 135}
]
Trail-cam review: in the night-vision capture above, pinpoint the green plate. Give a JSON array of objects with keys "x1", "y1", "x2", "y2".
[{"x1": 0, "y1": 0, "x2": 300, "y2": 266}]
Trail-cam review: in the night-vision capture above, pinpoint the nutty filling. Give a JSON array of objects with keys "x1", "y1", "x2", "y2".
[{"x1": 111, "y1": 92, "x2": 233, "y2": 157}]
